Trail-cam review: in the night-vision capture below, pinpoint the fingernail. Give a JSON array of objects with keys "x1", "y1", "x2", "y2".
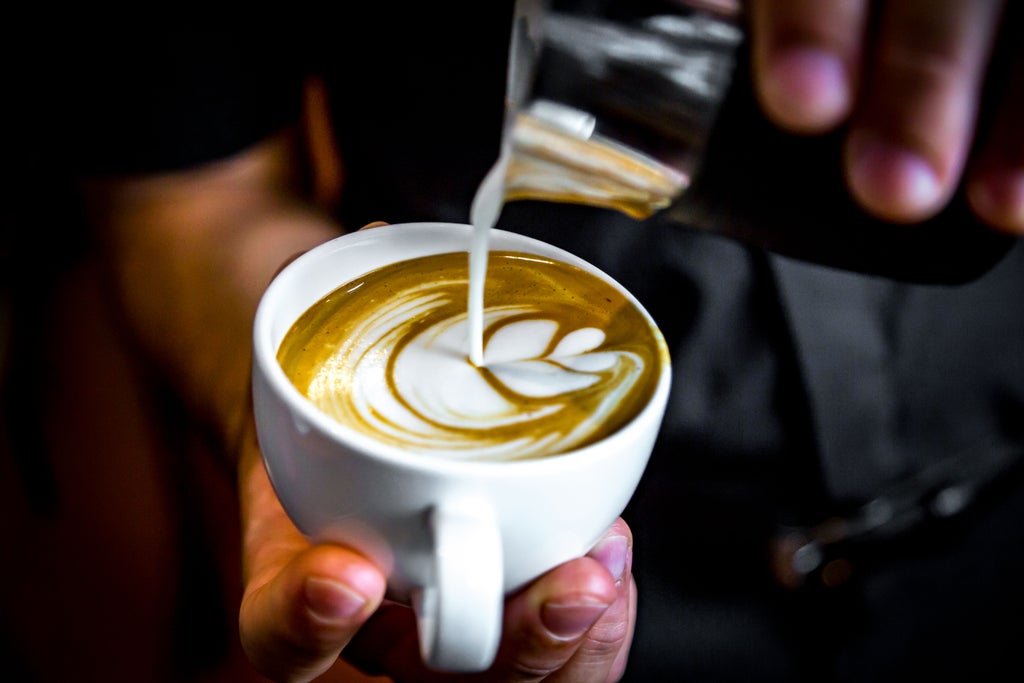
[
  {"x1": 541, "y1": 600, "x2": 610, "y2": 640},
  {"x1": 968, "y1": 170, "x2": 1024, "y2": 233},
  {"x1": 848, "y1": 133, "x2": 943, "y2": 219},
  {"x1": 304, "y1": 576, "x2": 369, "y2": 623},
  {"x1": 591, "y1": 535, "x2": 629, "y2": 581},
  {"x1": 765, "y1": 47, "x2": 849, "y2": 130}
]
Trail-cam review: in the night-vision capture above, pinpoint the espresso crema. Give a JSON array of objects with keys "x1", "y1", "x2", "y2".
[{"x1": 277, "y1": 250, "x2": 666, "y2": 461}]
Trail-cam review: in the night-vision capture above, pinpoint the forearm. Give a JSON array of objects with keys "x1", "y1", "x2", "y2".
[{"x1": 82, "y1": 130, "x2": 341, "y2": 459}]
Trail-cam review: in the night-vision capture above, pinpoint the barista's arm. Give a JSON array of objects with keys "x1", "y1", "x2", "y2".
[
  {"x1": 82, "y1": 128, "x2": 634, "y2": 683},
  {"x1": 750, "y1": 0, "x2": 1024, "y2": 233},
  {"x1": 82, "y1": 129, "x2": 338, "y2": 455}
]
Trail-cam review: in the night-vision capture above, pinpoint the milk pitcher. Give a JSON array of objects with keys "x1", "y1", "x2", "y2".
[{"x1": 499, "y1": 0, "x2": 1014, "y2": 283}]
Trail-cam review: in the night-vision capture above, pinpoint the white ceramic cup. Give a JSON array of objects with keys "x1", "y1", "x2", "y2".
[{"x1": 252, "y1": 222, "x2": 671, "y2": 671}]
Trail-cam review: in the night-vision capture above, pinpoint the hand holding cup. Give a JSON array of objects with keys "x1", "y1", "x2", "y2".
[{"x1": 247, "y1": 222, "x2": 671, "y2": 677}]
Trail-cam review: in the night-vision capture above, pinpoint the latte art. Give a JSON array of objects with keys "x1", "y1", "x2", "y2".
[{"x1": 278, "y1": 251, "x2": 665, "y2": 461}]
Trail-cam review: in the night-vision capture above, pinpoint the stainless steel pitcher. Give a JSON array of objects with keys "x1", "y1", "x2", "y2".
[{"x1": 496, "y1": 0, "x2": 1014, "y2": 283}]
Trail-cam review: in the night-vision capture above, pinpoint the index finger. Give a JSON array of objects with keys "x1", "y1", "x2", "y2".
[{"x1": 750, "y1": 0, "x2": 869, "y2": 133}]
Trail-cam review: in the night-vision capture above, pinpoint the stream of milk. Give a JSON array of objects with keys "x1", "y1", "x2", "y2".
[{"x1": 466, "y1": 158, "x2": 509, "y2": 367}]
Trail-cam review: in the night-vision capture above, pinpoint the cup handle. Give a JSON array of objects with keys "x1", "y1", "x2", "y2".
[{"x1": 412, "y1": 498, "x2": 504, "y2": 672}]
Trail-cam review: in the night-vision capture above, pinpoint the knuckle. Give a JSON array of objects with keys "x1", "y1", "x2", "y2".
[
  {"x1": 508, "y1": 657, "x2": 563, "y2": 681},
  {"x1": 880, "y1": 40, "x2": 970, "y2": 89},
  {"x1": 583, "y1": 617, "x2": 630, "y2": 655}
]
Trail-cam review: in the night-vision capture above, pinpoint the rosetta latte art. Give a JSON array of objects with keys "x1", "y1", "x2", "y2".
[{"x1": 277, "y1": 251, "x2": 665, "y2": 462}]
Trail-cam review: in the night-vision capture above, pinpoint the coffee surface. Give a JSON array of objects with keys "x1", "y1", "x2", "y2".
[{"x1": 277, "y1": 250, "x2": 665, "y2": 461}]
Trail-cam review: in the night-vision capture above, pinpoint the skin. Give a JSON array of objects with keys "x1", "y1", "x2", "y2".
[
  {"x1": 79, "y1": 3, "x2": 1021, "y2": 681},
  {"x1": 83, "y1": 131, "x2": 635, "y2": 683},
  {"x1": 750, "y1": 0, "x2": 1023, "y2": 233}
]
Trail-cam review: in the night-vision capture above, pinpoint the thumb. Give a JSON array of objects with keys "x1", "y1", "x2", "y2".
[{"x1": 239, "y1": 544, "x2": 387, "y2": 683}]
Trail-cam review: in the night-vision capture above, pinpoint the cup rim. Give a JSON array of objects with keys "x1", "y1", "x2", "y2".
[{"x1": 252, "y1": 222, "x2": 671, "y2": 474}]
